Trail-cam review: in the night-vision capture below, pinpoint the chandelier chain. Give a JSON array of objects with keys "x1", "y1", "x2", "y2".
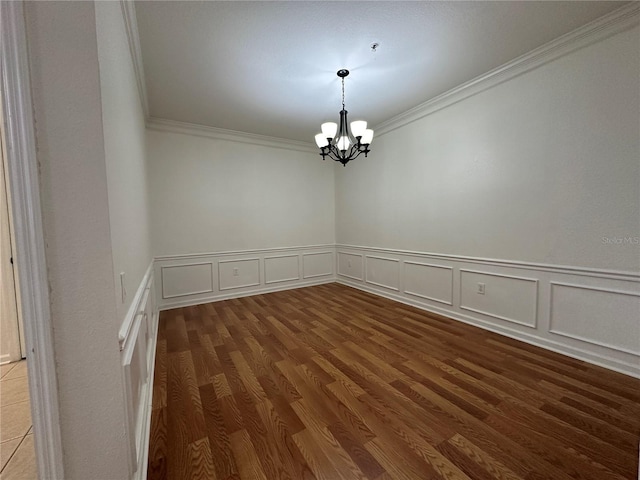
[{"x1": 341, "y1": 77, "x2": 345, "y2": 110}]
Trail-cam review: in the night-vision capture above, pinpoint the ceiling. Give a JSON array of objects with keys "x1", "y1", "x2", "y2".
[{"x1": 134, "y1": 1, "x2": 628, "y2": 143}]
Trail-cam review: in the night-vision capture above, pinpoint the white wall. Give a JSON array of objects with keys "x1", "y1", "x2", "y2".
[
  {"x1": 96, "y1": 1, "x2": 152, "y2": 324},
  {"x1": 25, "y1": 2, "x2": 130, "y2": 478},
  {"x1": 336, "y1": 25, "x2": 640, "y2": 273},
  {"x1": 335, "y1": 25, "x2": 640, "y2": 378},
  {"x1": 148, "y1": 129, "x2": 335, "y2": 256}
]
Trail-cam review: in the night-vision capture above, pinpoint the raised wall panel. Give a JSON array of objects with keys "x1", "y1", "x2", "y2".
[
  {"x1": 338, "y1": 252, "x2": 364, "y2": 281},
  {"x1": 155, "y1": 245, "x2": 336, "y2": 310},
  {"x1": 161, "y1": 262, "x2": 213, "y2": 299},
  {"x1": 265, "y1": 255, "x2": 300, "y2": 284},
  {"x1": 404, "y1": 261, "x2": 453, "y2": 305},
  {"x1": 550, "y1": 282, "x2": 640, "y2": 354},
  {"x1": 219, "y1": 258, "x2": 260, "y2": 291},
  {"x1": 460, "y1": 269, "x2": 538, "y2": 328},
  {"x1": 122, "y1": 312, "x2": 148, "y2": 470},
  {"x1": 302, "y1": 252, "x2": 333, "y2": 279},
  {"x1": 365, "y1": 256, "x2": 400, "y2": 291}
]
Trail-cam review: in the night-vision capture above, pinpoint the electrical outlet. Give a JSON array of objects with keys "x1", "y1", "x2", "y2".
[
  {"x1": 477, "y1": 282, "x2": 485, "y2": 295},
  {"x1": 233, "y1": 267, "x2": 239, "y2": 277}
]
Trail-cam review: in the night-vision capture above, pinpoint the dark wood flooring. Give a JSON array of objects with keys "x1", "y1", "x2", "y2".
[{"x1": 147, "y1": 283, "x2": 640, "y2": 480}]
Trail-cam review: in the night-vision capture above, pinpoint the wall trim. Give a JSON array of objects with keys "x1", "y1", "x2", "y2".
[
  {"x1": 147, "y1": 117, "x2": 318, "y2": 154},
  {"x1": 459, "y1": 269, "x2": 539, "y2": 329},
  {"x1": 264, "y1": 254, "x2": 300, "y2": 285},
  {"x1": 119, "y1": 262, "x2": 154, "y2": 349},
  {"x1": 135, "y1": 308, "x2": 159, "y2": 480},
  {"x1": 337, "y1": 244, "x2": 639, "y2": 378},
  {"x1": 374, "y1": 3, "x2": 640, "y2": 137},
  {"x1": 403, "y1": 261, "x2": 454, "y2": 306},
  {"x1": 160, "y1": 262, "x2": 214, "y2": 299},
  {"x1": 159, "y1": 278, "x2": 335, "y2": 311},
  {"x1": 0, "y1": 2, "x2": 65, "y2": 477},
  {"x1": 548, "y1": 281, "x2": 640, "y2": 356},
  {"x1": 155, "y1": 246, "x2": 336, "y2": 309},
  {"x1": 218, "y1": 257, "x2": 261, "y2": 291},
  {"x1": 120, "y1": 0, "x2": 149, "y2": 119},
  {"x1": 337, "y1": 252, "x2": 364, "y2": 281},
  {"x1": 155, "y1": 244, "x2": 335, "y2": 261},
  {"x1": 118, "y1": 266, "x2": 157, "y2": 479},
  {"x1": 336, "y1": 244, "x2": 639, "y2": 281},
  {"x1": 337, "y1": 278, "x2": 639, "y2": 379},
  {"x1": 365, "y1": 255, "x2": 400, "y2": 292},
  {"x1": 302, "y1": 251, "x2": 334, "y2": 279}
]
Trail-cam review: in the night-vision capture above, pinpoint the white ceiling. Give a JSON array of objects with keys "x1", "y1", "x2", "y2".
[{"x1": 134, "y1": 1, "x2": 628, "y2": 142}]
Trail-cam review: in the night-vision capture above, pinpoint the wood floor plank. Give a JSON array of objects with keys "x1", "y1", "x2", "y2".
[
  {"x1": 229, "y1": 429, "x2": 268, "y2": 480},
  {"x1": 148, "y1": 283, "x2": 640, "y2": 480}
]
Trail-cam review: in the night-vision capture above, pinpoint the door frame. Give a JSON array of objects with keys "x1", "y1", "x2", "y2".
[{"x1": 1, "y1": 1, "x2": 65, "y2": 477}]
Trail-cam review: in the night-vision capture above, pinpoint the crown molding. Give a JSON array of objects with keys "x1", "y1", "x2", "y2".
[
  {"x1": 120, "y1": 0, "x2": 149, "y2": 119},
  {"x1": 375, "y1": 3, "x2": 640, "y2": 137},
  {"x1": 146, "y1": 117, "x2": 318, "y2": 154}
]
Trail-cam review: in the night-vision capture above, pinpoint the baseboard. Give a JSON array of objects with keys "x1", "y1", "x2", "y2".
[
  {"x1": 337, "y1": 278, "x2": 640, "y2": 379},
  {"x1": 0, "y1": 354, "x2": 11, "y2": 365}
]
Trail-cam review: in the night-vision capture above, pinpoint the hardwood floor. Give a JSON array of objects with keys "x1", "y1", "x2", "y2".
[{"x1": 147, "y1": 283, "x2": 640, "y2": 480}]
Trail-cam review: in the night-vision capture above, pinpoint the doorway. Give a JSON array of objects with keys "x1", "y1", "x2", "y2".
[
  {"x1": 0, "y1": 78, "x2": 36, "y2": 478},
  {"x1": 0, "y1": 117, "x2": 25, "y2": 365}
]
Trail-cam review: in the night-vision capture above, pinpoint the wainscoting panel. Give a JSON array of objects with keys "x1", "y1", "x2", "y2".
[
  {"x1": 460, "y1": 270, "x2": 538, "y2": 328},
  {"x1": 118, "y1": 263, "x2": 158, "y2": 479},
  {"x1": 265, "y1": 255, "x2": 300, "y2": 284},
  {"x1": 336, "y1": 244, "x2": 640, "y2": 378},
  {"x1": 365, "y1": 255, "x2": 400, "y2": 291},
  {"x1": 302, "y1": 252, "x2": 333, "y2": 279},
  {"x1": 404, "y1": 261, "x2": 453, "y2": 305},
  {"x1": 219, "y1": 258, "x2": 260, "y2": 291},
  {"x1": 161, "y1": 262, "x2": 213, "y2": 299},
  {"x1": 550, "y1": 282, "x2": 640, "y2": 355},
  {"x1": 154, "y1": 245, "x2": 336, "y2": 310},
  {"x1": 337, "y1": 252, "x2": 364, "y2": 281}
]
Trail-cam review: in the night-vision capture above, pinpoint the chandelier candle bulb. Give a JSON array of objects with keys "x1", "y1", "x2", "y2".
[
  {"x1": 315, "y1": 134, "x2": 329, "y2": 148},
  {"x1": 351, "y1": 120, "x2": 367, "y2": 138},
  {"x1": 321, "y1": 122, "x2": 338, "y2": 139},
  {"x1": 361, "y1": 129, "x2": 374, "y2": 145},
  {"x1": 314, "y1": 69, "x2": 373, "y2": 166}
]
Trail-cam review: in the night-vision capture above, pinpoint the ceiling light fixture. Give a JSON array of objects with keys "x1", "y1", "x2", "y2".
[{"x1": 314, "y1": 69, "x2": 373, "y2": 166}]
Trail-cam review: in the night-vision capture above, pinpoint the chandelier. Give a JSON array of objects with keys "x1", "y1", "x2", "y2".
[{"x1": 314, "y1": 69, "x2": 374, "y2": 166}]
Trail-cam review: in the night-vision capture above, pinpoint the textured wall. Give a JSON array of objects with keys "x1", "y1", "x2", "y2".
[{"x1": 25, "y1": 2, "x2": 129, "y2": 478}]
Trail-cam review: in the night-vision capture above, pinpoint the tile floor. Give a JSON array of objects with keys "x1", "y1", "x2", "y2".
[{"x1": 0, "y1": 361, "x2": 36, "y2": 479}]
